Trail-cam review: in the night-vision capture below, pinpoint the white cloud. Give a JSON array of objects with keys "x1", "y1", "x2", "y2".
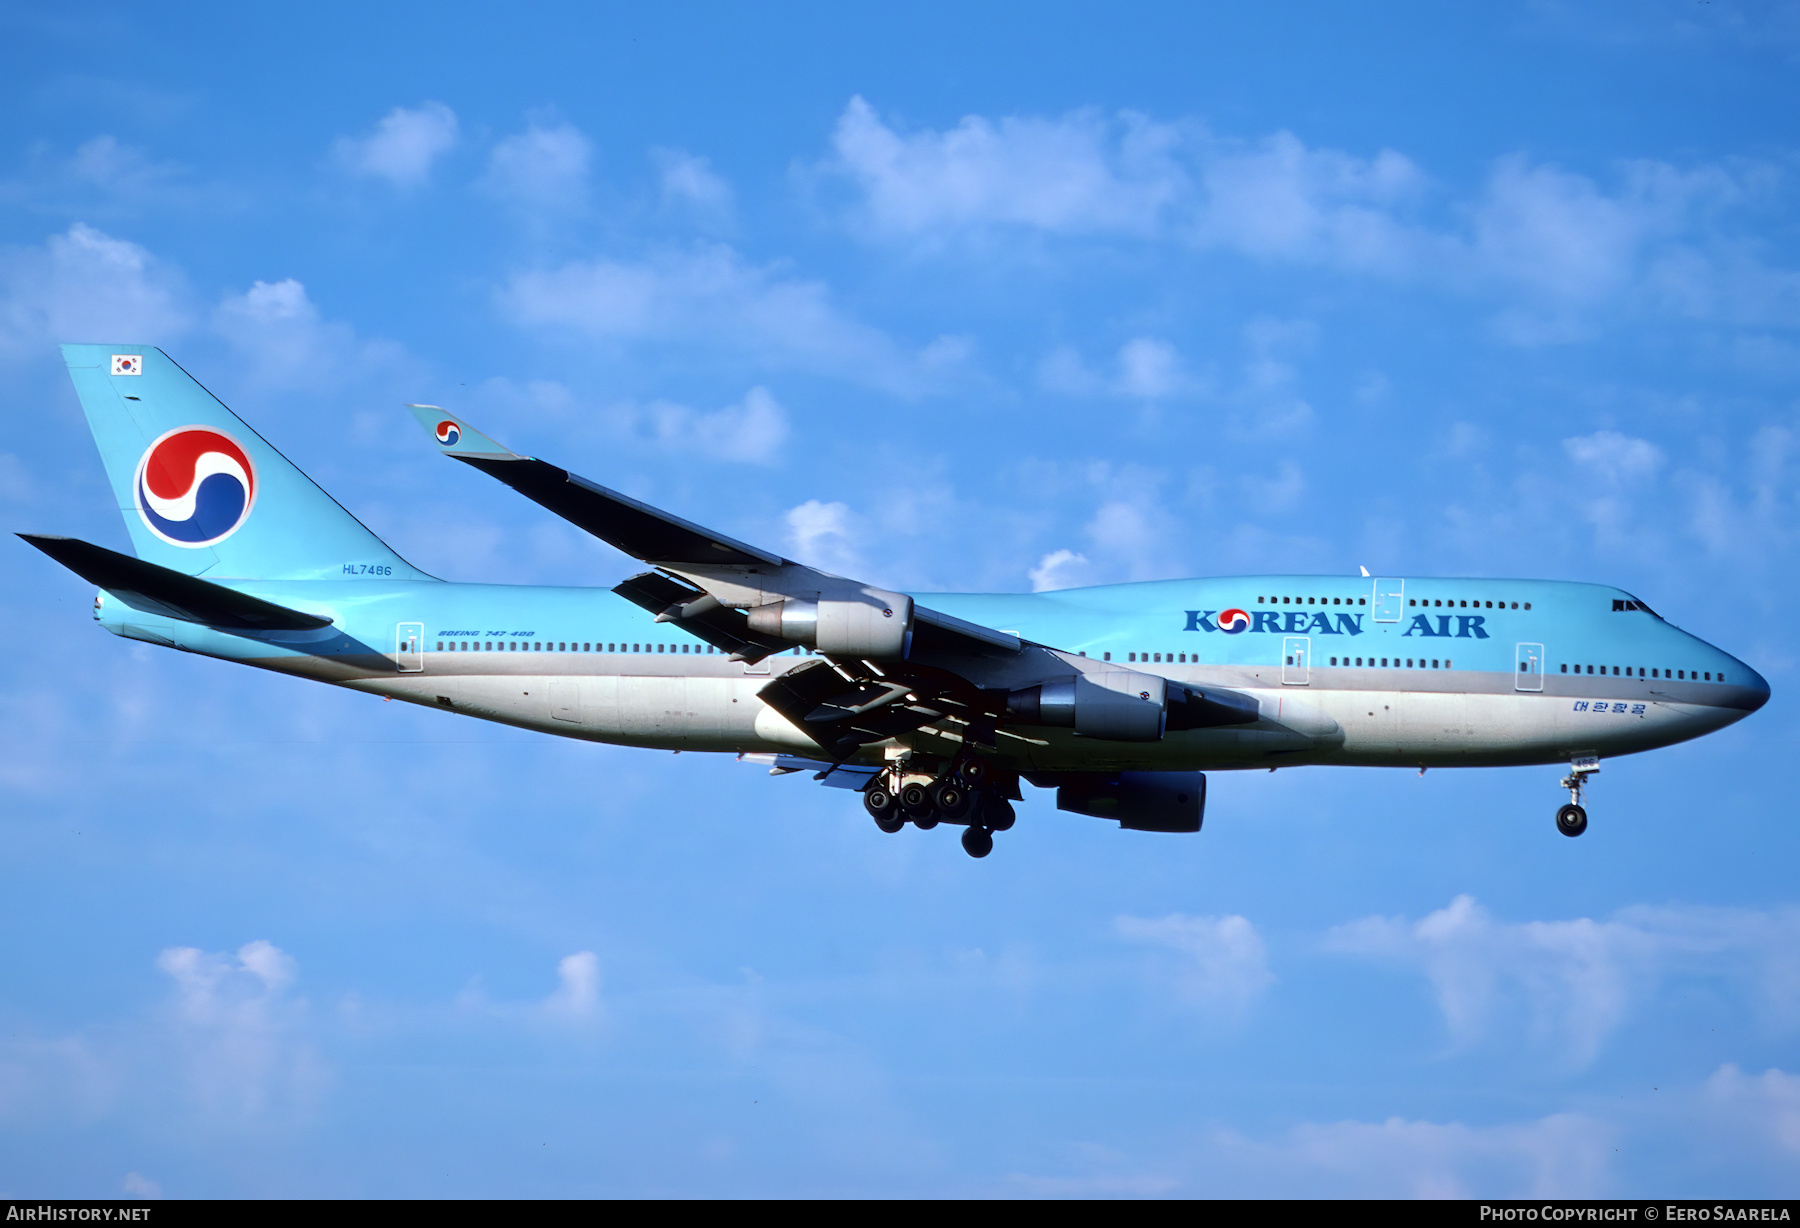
[
  {"x1": 1705, "y1": 1064, "x2": 1800, "y2": 1157},
  {"x1": 1028, "y1": 548, "x2": 1092, "y2": 592},
  {"x1": 155, "y1": 939, "x2": 326, "y2": 1120},
  {"x1": 1328, "y1": 896, "x2": 1800, "y2": 1066},
  {"x1": 0, "y1": 223, "x2": 190, "y2": 353},
  {"x1": 1190, "y1": 131, "x2": 1426, "y2": 268},
  {"x1": 66, "y1": 136, "x2": 180, "y2": 197},
  {"x1": 828, "y1": 95, "x2": 1185, "y2": 239},
  {"x1": 825, "y1": 97, "x2": 1424, "y2": 267},
  {"x1": 785, "y1": 499, "x2": 864, "y2": 576},
  {"x1": 1250, "y1": 1111, "x2": 1609, "y2": 1199},
  {"x1": 1561, "y1": 430, "x2": 1667, "y2": 545},
  {"x1": 541, "y1": 951, "x2": 602, "y2": 1021},
  {"x1": 1116, "y1": 337, "x2": 1185, "y2": 399},
  {"x1": 1114, "y1": 912, "x2": 1275, "y2": 1017},
  {"x1": 500, "y1": 244, "x2": 959, "y2": 394},
  {"x1": 212, "y1": 277, "x2": 410, "y2": 392},
  {"x1": 1012, "y1": 1108, "x2": 1611, "y2": 1198},
  {"x1": 332, "y1": 102, "x2": 459, "y2": 188},
  {"x1": 121, "y1": 1173, "x2": 161, "y2": 1198},
  {"x1": 653, "y1": 147, "x2": 734, "y2": 228},
  {"x1": 630, "y1": 386, "x2": 788, "y2": 464},
  {"x1": 1042, "y1": 337, "x2": 1200, "y2": 401},
  {"x1": 820, "y1": 99, "x2": 1800, "y2": 335},
  {"x1": 483, "y1": 119, "x2": 592, "y2": 218},
  {"x1": 1563, "y1": 429, "x2": 1665, "y2": 484}
]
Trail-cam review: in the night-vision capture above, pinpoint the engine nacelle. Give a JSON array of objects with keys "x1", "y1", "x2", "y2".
[
  {"x1": 1006, "y1": 670, "x2": 1167, "y2": 741},
  {"x1": 745, "y1": 591, "x2": 913, "y2": 660},
  {"x1": 1050, "y1": 771, "x2": 1206, "y2": 833}
]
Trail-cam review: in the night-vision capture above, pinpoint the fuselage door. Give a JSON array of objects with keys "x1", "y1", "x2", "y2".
[
  {"x1": 1515, "y1": 642, "x2": 1544, "y2": 692},
  {"x1": 550, "y1": 677, "x2": 582, "y2": 722},
  {"x1": 396, "y1": 622, "x2": 424, "y2": 673},
  {"x1": 1282, "y1": 636, "x2": 1311, "y2": 685},
  {"x1": 1371, "y1": 578, "x2": 1405, "y2": 623}
]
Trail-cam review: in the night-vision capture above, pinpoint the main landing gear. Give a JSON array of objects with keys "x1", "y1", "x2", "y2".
[
  {"x1": 1555, "y1": 757, "x2": 1599, "y2": 837},
  {"x1": 863, "y1": 758, "x2": 1016, "y2": 857}
]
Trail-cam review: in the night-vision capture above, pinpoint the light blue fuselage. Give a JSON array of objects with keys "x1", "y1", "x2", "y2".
[{"x1": 94, "y1": 572, "x2": 1768, "y2": 774}]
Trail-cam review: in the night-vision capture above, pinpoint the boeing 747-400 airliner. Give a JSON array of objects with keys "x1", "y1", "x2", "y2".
[{"x1": 20, "y1": 346, "x2": 1770, "y2": 857}]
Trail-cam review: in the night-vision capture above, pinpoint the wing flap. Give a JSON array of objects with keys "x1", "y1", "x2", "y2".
[{"x1": 610, "y1": 569, "x2": 788, "y2": 660}]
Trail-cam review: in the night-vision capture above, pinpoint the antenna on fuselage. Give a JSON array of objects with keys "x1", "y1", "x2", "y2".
[{"x1": 1359, "y1": 565, "x2": 1371, "y2": 577}]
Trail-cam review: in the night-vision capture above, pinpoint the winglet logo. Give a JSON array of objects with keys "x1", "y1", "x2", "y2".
[
  {"x1": 134, "y1": 427, "x2": 257, "y2": 547},
  {"x1": 1217, "y1": 608, "x2": 1250, "y2": 634},
  {"x1": 435, "y1": 420, "x2": 460, "y2": 447},
  {"x1": 111, "y1": 355, "x2": 142, "y2": 376}
]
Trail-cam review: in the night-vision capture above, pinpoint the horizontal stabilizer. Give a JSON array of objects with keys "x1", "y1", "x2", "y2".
[{"x1": 19, "y1": 535, "x2": 332, "y2": 631}]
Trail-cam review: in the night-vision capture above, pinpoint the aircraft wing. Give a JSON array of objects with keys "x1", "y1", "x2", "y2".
[
  {"x1": 407, "y1": 407, "x2": 1258, "y2": 763},
  {"x1": 407, "y1": 406, "x2": 1021, "y2": 659}
]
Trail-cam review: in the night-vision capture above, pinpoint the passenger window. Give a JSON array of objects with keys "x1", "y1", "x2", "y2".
[
  {"x1": 1104, "y1": 652, "x2": 1112, "y2": 661},
  {"x1": 1561, "y1": 664, "x2": 1567, "y2": 673},
  {"x1": 1433, "y1": 659, "x2": 1440, "y2": 668},
  {"x1": 1524, "y1": 603, "x2": 1531, "y2": 610}
]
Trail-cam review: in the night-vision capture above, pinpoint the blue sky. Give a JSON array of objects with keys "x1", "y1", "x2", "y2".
[{"x1": 3, "y1": 0, "x2": 1799, "y2": 1198}]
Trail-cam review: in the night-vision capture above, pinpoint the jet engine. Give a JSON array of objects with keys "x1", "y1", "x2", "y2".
[
  {"x1": 1005, "y1": 673, "x2": 1260, "y2": 742},
  {"x1": 1042, "y1": 770, "x2": 1206, "y2": 832},
  {"x1": 745, "y1": 592, "x2": 913, "y2": 660}
]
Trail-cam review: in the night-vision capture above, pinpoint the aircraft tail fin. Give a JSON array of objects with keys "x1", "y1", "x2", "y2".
[{"x1": 61, "y1": 345, "x2": 427, "y2": 580}]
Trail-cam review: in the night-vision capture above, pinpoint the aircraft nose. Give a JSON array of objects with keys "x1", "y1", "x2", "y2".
[{"x1": 1741, "y1": 664, "x2": 1772, "y2": 714}]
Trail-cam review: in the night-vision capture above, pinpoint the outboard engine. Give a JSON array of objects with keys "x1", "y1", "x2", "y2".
[
  {"x1": 745, "y1": 590, "x2": 913, "y2": 659},
  {"x1": 1006, "y1": 675, "x2": 1259, "y2": 742},
  {"x1": 1043, "y1": 771, "x2": 1206, "y2": 832}
]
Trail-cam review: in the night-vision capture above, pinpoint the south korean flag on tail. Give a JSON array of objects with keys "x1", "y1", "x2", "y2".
[{"x1": 111, "y1": 354, "x2": 142, "y2": 375}]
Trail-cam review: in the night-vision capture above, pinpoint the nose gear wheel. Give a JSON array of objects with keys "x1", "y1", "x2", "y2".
[{"x1": 1554, "y1": 758, "x2": 1599, "y2": 837}]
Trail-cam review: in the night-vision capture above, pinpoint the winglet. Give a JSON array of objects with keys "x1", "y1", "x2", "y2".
[{"x1": 405, "y1": 405, "x2": 517, "y2": 460}]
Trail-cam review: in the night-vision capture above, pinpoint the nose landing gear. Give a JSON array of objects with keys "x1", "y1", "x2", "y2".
[{"x1": 1555, "y1": 757, "x2": 1599, "y2": 837}]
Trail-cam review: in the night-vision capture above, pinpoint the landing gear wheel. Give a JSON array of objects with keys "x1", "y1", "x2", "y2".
[
  {"x1": 1555, "y1": 803, "x2": 1588, "y2": 838},
  {"x1": 961, "y1": 826, "x2": 994, "y2": 858},
  {"x1": 900, "y1": 782, "x2": 938, "y2": 828},
  {"x1": 864, "y1": 787, "x2": 904, "y2": 834},
  {"x1": 958, "y1": 759, "x2": 990, "y2": 790},
  {"x1": 934, "y1": 783, "x2": 971, "y2": 821},
  {"x1": 986, "y1": 796, "x2": 1016, "y2": 832}
]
